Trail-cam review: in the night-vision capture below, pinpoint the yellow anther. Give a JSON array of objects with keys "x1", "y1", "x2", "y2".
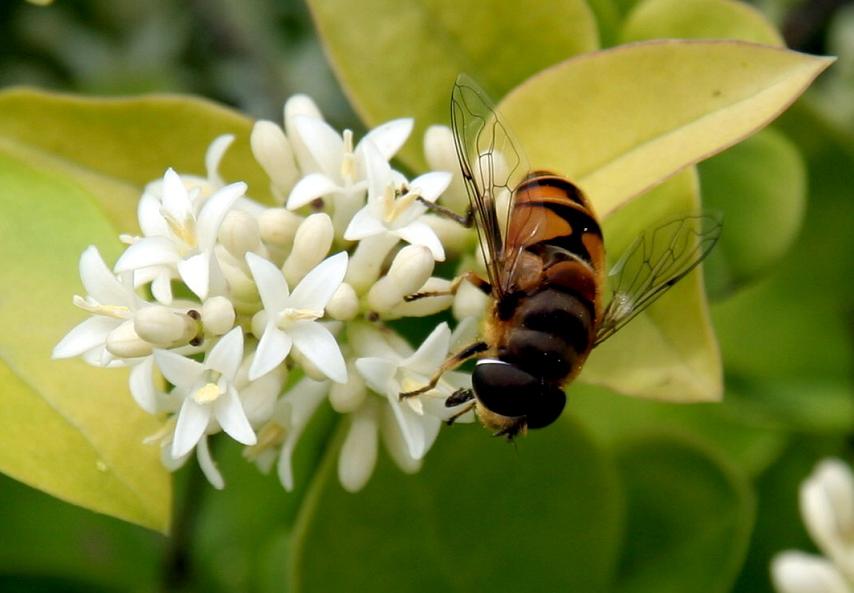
[{"x1": 193, "y1": 382, "x2": 223, "y2": 405}]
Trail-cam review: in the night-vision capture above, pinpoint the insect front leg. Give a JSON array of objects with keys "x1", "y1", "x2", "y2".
[
  {"x1": 404, "y1": 271, "x2": 492, "y2": 302},
  {"x1": 399, "y1": 341, "x2": 488, "y2": 400},
  {"x1": 415, "y1": 197, "x2": 474, "y2": 227}
]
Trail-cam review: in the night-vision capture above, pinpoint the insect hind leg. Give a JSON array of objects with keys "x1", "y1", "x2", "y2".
[
  {"x1": 404, "y1": 271, "x2": 491, "y2": 302},
  {"x1": 399, "y1": 342, "x2": 488, "y2": 399},
  {"x1": 415, "y1": 197, "x2": 474, "y2": 227}
]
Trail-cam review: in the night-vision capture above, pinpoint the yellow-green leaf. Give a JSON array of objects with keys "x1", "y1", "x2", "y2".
[
  {"x1": 0, "y1": 88, "x2": 271, "y2": 233},
  {"x1": 621, "y1": 0, "x2": 783, "y2": 46},
  {"x1": 498, "y1": 40, "x2": 832, "y2": 217},
  {"x1": 0, "y1": 152, "x2": 170, "y2": 532},
  {"x1": 579, "y1": 169, "x2": 722, "y2": 401},
  {"x1": 307, "y1": 0, "x2": 599, "y2": 168}
]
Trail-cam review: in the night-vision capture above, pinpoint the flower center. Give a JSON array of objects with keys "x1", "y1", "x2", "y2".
[
  {"x1": 161, "y1": 208, "x2": 198, "y2": 250},
  {"x1": 382, "y1": 184, "x2": 420, "y2": 224},
  {"x1": 277, "y1": 307, "x2": 324, "y2": 329},
  {"x1": 192, "y1": 381, "x2": 224, "y2": 405},
  {"x1": 73, "y1": 295, "x2": 131, "y2": 319}
]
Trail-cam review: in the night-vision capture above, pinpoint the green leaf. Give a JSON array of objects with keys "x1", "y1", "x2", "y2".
[
  {"x1": 307, "y1": 0, "x2": 599, "y2": 168},
  {"x1": 700, "y1": 128, "x2": 806, "y2": 298},
  {"x1": 0, "y1": 473, "x2": 164, "y2": 591},
  {"x1": 0, "y1": 152, "x2": 170, "y2": 531},
  {"x1": 0, "y1": 87, "x2": 272, "y2": 233},
  {"x1": 569, "y1": 384, "x2": 787, "y2": 478},
  {"x1": 291, "y1": 418, "x2": 622, "y2": 593},
  {"x1": 579, "y1": 169, "x2": 722, "y2": 401},
  {"x1": 498, "y1": 40, "x2": 832, "y2": 217},
  {"x1": 620, "y1": 0, "x2": 783, "y2": 46},
  {"x1": 614, "y1": 435, "x2": 754, "y2": 593}
]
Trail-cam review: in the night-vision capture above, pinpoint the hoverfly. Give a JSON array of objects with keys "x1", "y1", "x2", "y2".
[{"x1": 401, "y1": 74, "x2": 722, "y2": 438}]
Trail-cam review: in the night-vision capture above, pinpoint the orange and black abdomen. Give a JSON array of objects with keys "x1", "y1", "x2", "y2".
[{"x1": 498, "y1": 171, "x2": 606, "y2": 385}]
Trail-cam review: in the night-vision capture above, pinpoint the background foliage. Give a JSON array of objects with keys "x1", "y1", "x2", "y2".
[{"x1": 0, "y1": 0, "x2": 851, "y2": 592}]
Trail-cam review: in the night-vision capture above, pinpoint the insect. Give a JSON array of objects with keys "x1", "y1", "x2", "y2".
[{"x1": 401, "y1": 74, "x2": 722, "y2": 439}]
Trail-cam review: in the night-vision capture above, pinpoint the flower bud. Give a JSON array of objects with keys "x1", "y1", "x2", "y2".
[
  {"x1": 216, "y1": 246, "x2": 259, "y2": 306},
  {"x1": 385, "y1": 278, "x2": 454, "y2": 319},
  {"x1": 201, "y1": 296, "x2": 235, "y2": 336},
  {"x1": 106, "y1": 320, "x2": 153, "y2": 358},
  {"x1": 283, "y1": 213, "x2": 333, "y2": 286},
  {"x1": 134, "y1": 306, "x2": 199, "y2": 347},
  {"x1": 423, "y1": 214, "x2": 474, "y2": 255},
  {"x1": 285, "y1": 95, "x2": 324, "y2": 173},
  {"x1": 345, "y1": 234, "x2": 399, "y2": 294},
  {"x1": 453, "y1": 279, "x2": 490, "y2": 320},
  {"x1": 258, "y1": 208, "x2": 302, "y2": 266},
  {"x1": 326, "y1": 282, "x2": 359, "y2": 321},
  {"x1": 338, "y1": 403, "x2": 378, "y2": 493},
  {"x1": 219, "y1": 210, "x2": 262, "y2": 259},
  {"x1": 329, "y1": 363, "x2": 367, "y2": 413},
  {"x1": 424, "y1": 125, "x2": 468, "y2": 213},
  {"x1": 251, "y1": 120, "x2": 299, "y2": 195},
  {"x1": 367, "y1": 245, "x2": 434, "y2": 312},
  {"x1": 771, "y1": 551, "x2": 850, "y2": 593},
  {"x1": 381, "y1": 406, "x2": 422, "y2": 474},
  {"x1": 800, "y1": 459, "x2": 854, "y2": 570},
  {"x1": 291, "y1": 347, "x2": 327, "y2": 382}
]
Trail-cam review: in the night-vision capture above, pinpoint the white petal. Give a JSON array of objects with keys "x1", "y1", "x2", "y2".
[
  {"x1": 138, "y1": 191, "x2": 169, "y2": 237},
  {"x1": 358, "y1": 118, "x2": 413, "y2": 161},
  {"x1": 290, "y1": 322, "x2": 347, "y2": 383},
  {"x1": 343, "y1": 205, "x2": 387, "y2": 241},
  {"x1": 276, "y1": 378, "x2": 329, "y2": 491},
  {"x1": 52, "y1": 316, "x2": 118, "y2": 359},
  {"x1": 286, "y1": 173, "x2": 340, "y2": 210},
  {"x1": 362, "y1": 139, "x2": 393, "y2": 199},
  {"x1": 380, "y1": 406, "x2": 422, "y2": 474},
  {"x1": 129, "y1": 356, "x2": 159, "y2": 414},
  {"x1": 79, "y1": 246, "x2": 133, "y2": 307},
  {"x1": 240, "y1": 370, "x2": 283, "y2": 424},
  {"x1": 245, "y1": 251, "x2": 290, "y2": 313},
  {"x1": 354, "y1": 357, "x2": 398, "y2": 395},
  {"x1": 206, "y1": 326, "x2": 244, "y2": 380},
  {"x1": 177, "y1": 252, "x2": 211, "y2": 300},
  {"x1": 289, "y1": 252, "x2": 348, "y2": 311},
  {"x1": 172, "y1": 398, "x2": 211, "y2": 458},
  {"x1": 205, "y1": 134, "x2": 235, "y2": 187},
  {"x1": 395, "y1": 221, "x2": 445, "y2": 261},
  {"x1": 196, "y1": 436, "x2": 225, "y2": 489},
  {"x1": 154, "y1": 349, "x2": 204, "y2": 391},
  {"x1": 384, "y1": 392, "x2": 427, "y2": 460},
  {"x1": 338, "y1": 404, "x2": 379, "y2": 492},
  {"x1": 150, "y1": 271, "x2": 174, "y2": 304},
  {"x1": 403, "y1": 322, "x2": 451, "y2": 376},
  {"x1": 249, "y1": 325, "x2": 292, "y2": 381},
  {"x1": 214, "y1": 386, "x2": 256, "y2": 446},
  {"x1": 196, "y1": 181, "x2": 247, "y2": 249},
  {"x1": 114, "y1": 237, "x2": 181, "y2": 273},
  {"x1": 410, "y1": 171, "x2": 452, "y2": 203},
  {"x1": 292, "y1": 116, "x2": 344, "y2": 177},
  {"x1": 161, "y1": 169, "x2": 193, "y2": 224},
  {"x1": 771, "y1": 551, "x2": 850, "y2": 593}
]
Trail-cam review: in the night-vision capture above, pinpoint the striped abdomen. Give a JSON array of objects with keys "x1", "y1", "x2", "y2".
[{"x1": 496, "y1": 171, "x2": 605, "y2": 385}]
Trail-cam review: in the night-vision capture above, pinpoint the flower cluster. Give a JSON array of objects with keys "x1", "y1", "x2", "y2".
[
  {"x1": 53, "y1": 95, "x2": 489, "y2": 492},
  {"x1": 772, "y1": 458, "x2": 854, "y2": 593}
]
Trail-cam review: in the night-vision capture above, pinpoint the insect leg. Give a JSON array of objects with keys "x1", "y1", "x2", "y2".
[
  {"x1": 445, "y1": 400, "x2": 476, "y2": 426},
  {"x1": 404, "y1": 271, "x2": 491, "y2": 302},
  {"x1": 399, "y1": 341, "x2": 488, "y2": 399},
  {"x1": 415, "y1": 197, "x2": 474, "y2": 227}
]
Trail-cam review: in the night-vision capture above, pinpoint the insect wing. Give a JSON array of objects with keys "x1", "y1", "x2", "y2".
[
  {"x1": 594, "y1": 213, "x2": 723, "y2": 346},
  {"x1": 451, "y1": 74, "x2": 530, "y2": 296}
]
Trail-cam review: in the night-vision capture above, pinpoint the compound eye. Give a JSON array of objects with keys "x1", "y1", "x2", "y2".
[
  {"x1": 471, "y1": 360, "x2": 537, "y2": 418},
  {"x1": 525, "y1": 384, "x2": 566, "y2": 429}
]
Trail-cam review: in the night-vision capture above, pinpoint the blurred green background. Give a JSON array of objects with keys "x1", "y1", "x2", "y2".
[{"x1": 0, "y1": 1, "x2": 851, "y2": 592}]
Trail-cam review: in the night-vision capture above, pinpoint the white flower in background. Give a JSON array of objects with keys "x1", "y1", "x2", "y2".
[
  {"x1": 115, "y1": 169, "x2": 247, "y2": 301},
  {"x1": 772, "y1": 458, "x2": 854, "y2": 593},
  {"x1": 154, "y1": 327, "x2": 256, "y2": 458},
  {"x1": 246, "y1": 251, "x2": 348, "y2": 382},
  {"x1": 52, "y1": 245, "x2": 144, "y2": 366},
  {"x1": 344, "y1": 141, "x2": 450, "y2": 261}
]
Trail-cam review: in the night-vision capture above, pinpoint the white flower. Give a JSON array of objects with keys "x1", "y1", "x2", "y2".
[
  {"x1": 772, "y1": 458, "x2": 854, "y2": 593},
  {"x1": 155, "y1": 327, "x2": 257, "y2": 458},
  {"x1": 344, "y1": 141, "x2": 450, "y2": 261},
  {"x1": 245, "y1": 251, "x2": 348, "y2": 382},
  {"x1": 52, "y1": 245, "x2": 143, "y2": 366},
  {"x1": 115, "y1": 169, "x2": 246, "y2": 301},
  {"x1": 354, "y1": 322, "x2": 467, "y2": 461}
]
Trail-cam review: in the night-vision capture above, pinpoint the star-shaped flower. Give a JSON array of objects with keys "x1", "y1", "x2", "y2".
[
  {"x1": 344, "y1": 141, "x2": 451, "y2": 261},
  {"x1": 52, "y1": 245, "x2": 143, "y2": 366},
  {"x1": 245, "y1": 251, "x2": 348, "y2": 382},
  {"x1": 155, "y1": 327, "x2": 256, "y2": 458},
  {"x1": 115, "y1": 168, "x2": 246, "y2": 301}
]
